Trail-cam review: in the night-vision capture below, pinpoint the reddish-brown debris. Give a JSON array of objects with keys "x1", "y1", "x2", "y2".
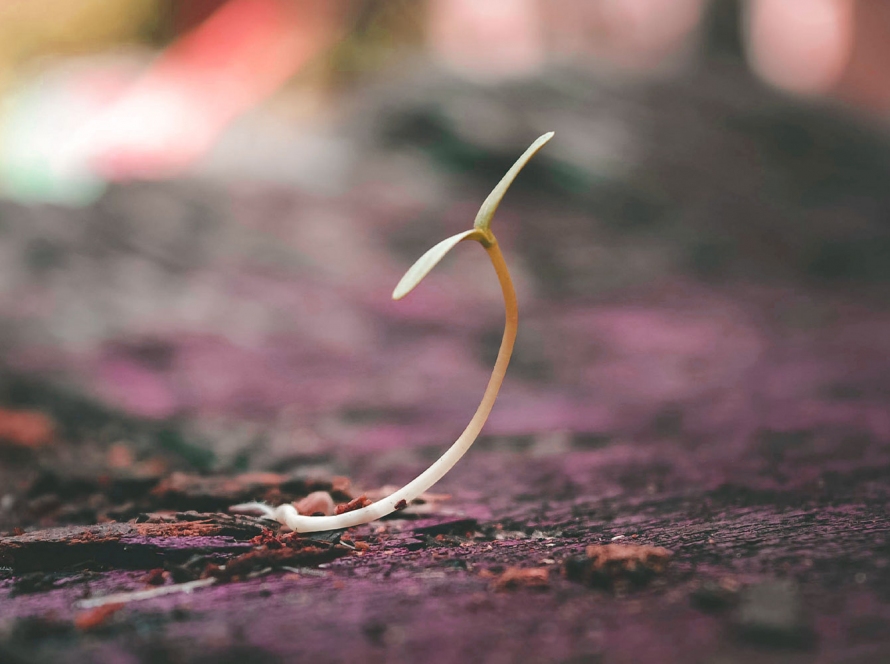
[
  {"x1": 0, "y1": 408, "x2": 54, "y2": 448},
  {"x1": 143, "y1": 568, "x2": 168, "y2": 586},
  {"x1": 206, "y1": 541, "x2": 350, "y2": 582},
  {"x1": 74, "y1": 603, "x2": 124, "y2": 631},
  {"x1": 492, "y1": 567, "x2": 550, "y2": 591},
  {"x1": 564, "y1": 543, "x2": 673, "y2": 589},
  {"x1": 335, "y1": 494, "x2": 372, "y2": 515}
]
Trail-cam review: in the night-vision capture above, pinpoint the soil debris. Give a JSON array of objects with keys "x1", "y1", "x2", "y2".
[
  {"x1": 335, "y1": 494, "x2": 372, "y2": 515},
  {"x1": 492, "y1": 567, "x2": 550, "y2": 591},
  {"x1": 364, "y1": 486, "x2": 452, "y2": 515},
  {"x1": 0, "y1": 408, "x2": 54, "y2": 448},
  {"x1": 10, "y1": 570, "x2": 96, "y2": 597},
  {"x1": 151, "y1": 472, "x2": 285, "y2": 512},
  {"x1": 74, "y1": 603, "x2": 124, "y2": 632},
  {"x1": 11, "y1": 469, "x2": 357, "y2": 532},
  {"x1": 0, "y1": 514, "x2": 266, "y2": 573},
  {"x1": 411, "y1": 518, "x2": 478, "y2": 537},
  {"x1": 76, "y1": 578, "x2": 217, "y2": 609},
  {"x1": 206, "y1": 537, "x2": 350, "y2": 582},
  {"x1": 564, "y1": 543, "x2": 672, "y2": 589},
  {"x1": 147, "y1": 472, "x2": 356, "y2": 513},
  {"x1": 143, "y1": 568, "x2": 168, "y2": 586}
]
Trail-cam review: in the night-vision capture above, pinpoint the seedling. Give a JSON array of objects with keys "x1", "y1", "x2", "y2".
[{"x1": 232, "y1": 132, "x2": 554, "y2": 532}]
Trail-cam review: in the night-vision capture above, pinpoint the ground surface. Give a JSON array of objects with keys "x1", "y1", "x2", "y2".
[
  {"x1": 1, "y1": 439, "x2": 889, "y2": 663},
  {"x1": 1, "y1": 56, "x2": 890, "y2": 663}
]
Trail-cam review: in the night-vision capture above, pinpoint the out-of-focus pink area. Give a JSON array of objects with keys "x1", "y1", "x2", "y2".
[
  {"x1": 747, "y1": 0, "x2": 853, "y2": 96},
  {"x1": 428, "y1": 0, "x2": 890, "y2": 113},
  {"x1": 428, "y1": 0, "x2": 545, "y2": 80},
  {"x1": 69, "y1": 0, "x2": 344, "y2": 180},
  {"x1": 3, "y1": 0, "x2": 890, "y2": 202},
  {"x1": 834, "y1": 1, "x2": 890, "y2": 114},
  {"x1": 4, "y1": 167, "x2": 888, "y2": 463},
  {"x1": 547, "y1": 0, "x2": 706, "y2": 70}
]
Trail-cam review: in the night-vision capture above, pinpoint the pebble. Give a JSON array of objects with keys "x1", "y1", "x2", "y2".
[{"x1": 733, "y1": 581, "x2": 815, "y2": 649}]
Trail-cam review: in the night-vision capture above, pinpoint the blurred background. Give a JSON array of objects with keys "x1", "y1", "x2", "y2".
[{"x1": 1, "y1": 0, "x2": 889, "y2": 521}]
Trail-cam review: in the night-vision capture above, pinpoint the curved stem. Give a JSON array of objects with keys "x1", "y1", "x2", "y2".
[{"x1": 243, "y1": 234, "x2": 517, "y2": 533}]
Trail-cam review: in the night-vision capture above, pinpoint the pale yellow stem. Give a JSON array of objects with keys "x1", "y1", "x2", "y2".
[
  {"x1": 232, "y1": 131, "x2": 552, "y2": 533},
  {"x1": 248, "y1": 234, "x2": 516, "y2": 532}
]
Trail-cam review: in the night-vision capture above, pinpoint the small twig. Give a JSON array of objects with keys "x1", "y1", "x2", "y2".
[
  {"x1": 75, "y1": 578, "x2": 216, "y2": 609},
  {"x1": 281, "y1": 566, "x2": 328, "y2": 577}
]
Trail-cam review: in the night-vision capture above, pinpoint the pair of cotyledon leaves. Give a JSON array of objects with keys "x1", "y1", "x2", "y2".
[{"x1": 392, "y1": 131, "x2": 553, "y2": 300}]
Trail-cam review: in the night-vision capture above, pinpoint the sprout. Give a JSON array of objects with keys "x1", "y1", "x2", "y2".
[{"x1": 232, "y1": 132, "x2": 554, "y2": 532}]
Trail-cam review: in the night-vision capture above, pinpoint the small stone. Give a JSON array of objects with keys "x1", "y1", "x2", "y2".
[
  {"x1": 733, "y1": 581, "x2": 815, "y2": 649},
  {"x1": 295, "y1": 491, "x2": 335, "y2": 516},
  {"x1": 690, "y1": 578, "x2": 740, "y2": 613}
]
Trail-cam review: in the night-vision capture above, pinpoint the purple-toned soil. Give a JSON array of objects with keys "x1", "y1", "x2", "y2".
[
  {"x1": 2, "y1": 435, "x2": 889, "y2": 663},
  {"x1": 2, "y1": 60, "x2": 890, "y2": 662}
]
